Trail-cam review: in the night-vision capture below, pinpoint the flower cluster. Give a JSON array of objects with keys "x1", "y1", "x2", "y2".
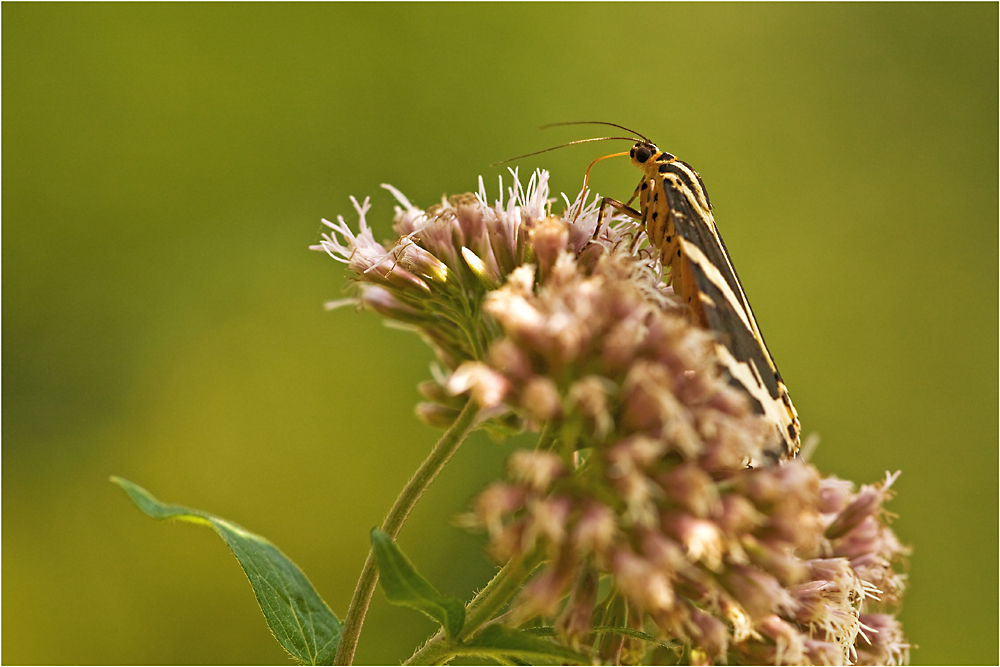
[
  {"x1": 315, "y1": 170, "x2": 908, "y2": 665},
  {"x1": 462, "y1": 247, "x2": 908, "y2": 665},
  {"x1": 313, "y1": 171, "x2": 576, "y2": 422}
]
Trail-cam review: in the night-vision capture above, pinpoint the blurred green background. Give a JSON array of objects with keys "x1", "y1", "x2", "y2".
[{"x1": 3, "y1": 4, "x2": 996, "y2": 665}]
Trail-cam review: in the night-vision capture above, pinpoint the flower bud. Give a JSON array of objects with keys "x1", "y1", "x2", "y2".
[
  {"x1": 505, "y1": 264, "x2": 536, "y2": 296},
  {"x1": 611, "y1": 548, "x2": 674, "y2": 614},
  {"x1": 447, "y1": 362, "x2": 509, "y2": 408},
  {"x1": 658, "y1": 463, "x2": 719, "y2": 519},
  {"x1": 508, "y1": 450, "x2": 564, "y2": 491},
  {"x1": 573, "y1": 501, "x2": 617, "y2": 558},
  {"x1": 530, "y1": 215, "x2": 569, "y2": 268},
  {"x1": 721, "y1": 564, "x2": 796, "y2": 620},
  {"x1": 486, "y1": 521, "x2": 527, "y2": 561},
  {"x1": 686, "y1": 603, "x2": 729, "y2": 662},
  {"x1": 831, "y1": 516, "x2": 882, "y2": 559},
  {"x1": 417, "y1": 379, "x2": 456, "y2": 404},
  {"x1": 515, "y1": 565, "x2": 573, "y2": 621},
  {"x1": 742, "y1": 535, "x2": 809, "y2": 586},
  {"x1": 474, "y1": 482, "x2": 527, "y2": 536},
  {"x1": 575, "y1": 240, "x2": 605, "y2": 272},
  {"x1": 414, "y1": 402, "x2": 459, "y2": 428},
  {"x1": 639, "y1": 530, "x2": 687, "y2": 573},
  {"x1": 621, "y1": 361, "x2": 700, "y2": 458},
  {"x1": 759, "y1": 614, "x2": 805, "y2": 665},
  {"x1": 488, "y1": 338, "x2": 534, "y2": 381},
  {"x1": 716, "y1": 494, "x2": 764, "y2": 536},
  {"x1": 532, "y1": 495, "x2": 572, "y2": 546},
  {"x1": 662, "y1": 511, "x2": 725, "y2": 572},
  {"x1": 448, "y1": 194, "x2": 492, "y2": 254},
  {"x1": 382, "y1": 183, "x2": 424, "y2": 235},
  {"x1": 856, "y1": 613, "x2": 909, "y2": 665},
  {"x1": 393, "y1": 238, "x2": 450, "y2": 284},
  {"x1": 721, "y1": 597, "x2": 754, "y2": 643},
  {"x1": 567, "y1": 376, "x2": 614, "y2": 439},
  {"x1": 825, "y1": 473, "x2": 898, "y2": 540},
  {"x1": 483, "y1": 290, "x2": 545, "y2": 343},
  {"x1": 804, "y1": 639, "x2": 846, "y2": 665},
  {"x1": 461, "y1": 246, "x2": 500, "y2": 287},
  {"x1": 818, "y1": 475, "x2": 856, "y2": 515},
  {"x1": 519, "y1": 376, "x2": 562, "y2": 422}
]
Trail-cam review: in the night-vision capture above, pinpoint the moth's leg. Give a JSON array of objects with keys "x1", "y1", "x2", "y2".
[
  {"x1": 620, "y1": 180, "x2": 646, "y2": 250},
  {"x1": 600, "y1": 196, "x2": 649, "y2": 253},
  {"x1": 593, "y1": 178, "x2": 644, "y2": 245},
  {"x1": 624, "y1": 180, "x2": 642, "y2": 209},
  {"x1": 593, "y1": 196, "x2": 642, "y2": 241}
]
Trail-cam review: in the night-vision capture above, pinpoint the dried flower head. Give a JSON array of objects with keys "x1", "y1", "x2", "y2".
[{"x1": 315, "y1": 169, "x2": 909, "y2": 665}]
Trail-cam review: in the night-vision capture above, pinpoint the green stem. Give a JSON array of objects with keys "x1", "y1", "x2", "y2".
[
  {"x1": 334, "y1": 400, "x2": 481, "y2": 666},
  {"x1": 404, "y1": 549, "x2": 546, "y2": 665},
  {"x1": 461, "y1": 550, "x2": 544, "y2": 638},
  {"x1": 535, "y1": 422, "x2": 557, "y2": 452}
]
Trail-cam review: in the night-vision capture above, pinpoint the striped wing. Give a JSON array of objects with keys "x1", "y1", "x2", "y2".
[{"x1": 662, "y1": 178, "x2": 801, "y2": 458}]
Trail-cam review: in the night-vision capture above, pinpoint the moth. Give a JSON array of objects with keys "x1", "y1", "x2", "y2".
[{"x1": 513, "y1": 122, "x2": 801, "y2": 458}]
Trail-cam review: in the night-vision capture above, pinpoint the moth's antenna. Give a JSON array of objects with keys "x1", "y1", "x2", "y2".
[
  {"x1": 492, "y1": 136, "x2": 639, "y2": 166},
  {"x1": 541, "y1": 121, "x2": 651, "y2": 144}
]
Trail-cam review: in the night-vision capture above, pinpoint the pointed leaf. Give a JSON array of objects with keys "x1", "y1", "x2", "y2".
[
  {"x1": 370, "y1": 528, "x2": 465, "y2": 638},
  {"x1": 111, "y1": 476, "x2": 340, "y2": 665},
  {"x1": 460, "y1": 625, "x2": 588, "y2": 664}
]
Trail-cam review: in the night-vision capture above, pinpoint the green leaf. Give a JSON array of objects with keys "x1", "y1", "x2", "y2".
[
  {"x1": 460, "y1": 625, "x2": 589, "y2": 665},
  {"x1": 111, "y1": 476, "x2": 341, "y2": 665},
  {"x1": 370, "y1": 528, "x2": 465, "y2": 639}
]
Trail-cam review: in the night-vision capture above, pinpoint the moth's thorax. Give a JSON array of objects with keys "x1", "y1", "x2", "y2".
[{"x1": 631, "y1": 143, "x2": 679, "y2": 254}]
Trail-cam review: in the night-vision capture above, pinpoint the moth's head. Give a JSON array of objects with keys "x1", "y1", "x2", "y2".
[{"x1": 629, "y1": 141, "x2": 660, "y2": 167}]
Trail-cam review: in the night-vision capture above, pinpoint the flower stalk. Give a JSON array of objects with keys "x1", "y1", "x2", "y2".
[
  {"x1": 403, "y1": 548, "x2": 546, "y2": 666},
  {"x1": 333, "y1": 399, "x2": 480, "y2": 666}
]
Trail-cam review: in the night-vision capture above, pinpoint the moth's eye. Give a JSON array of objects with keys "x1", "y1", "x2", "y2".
[
  {"x1": 629, "y1": 148, "x2": 636, "y2": 158},
  {"x1": 635, "y1": 145, "x2": 652, "y2": 163}
]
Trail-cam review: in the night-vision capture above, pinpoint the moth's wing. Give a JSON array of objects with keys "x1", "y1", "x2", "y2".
[{"x1": 663, "y1": 179, "x2": 800, "y2": 457}]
